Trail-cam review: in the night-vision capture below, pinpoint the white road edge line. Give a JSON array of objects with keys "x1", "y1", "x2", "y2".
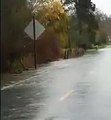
[
  {"x1": 58, "y1": 90, "x2": 74, "y2": 102},
  {"x1": 1, "y1": 76, "x2": 37, "y2": 91}
]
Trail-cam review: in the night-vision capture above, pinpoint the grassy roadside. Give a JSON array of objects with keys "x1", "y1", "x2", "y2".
[{"x1": 106, "y1": 44, "x2": 111, "y2": 48}]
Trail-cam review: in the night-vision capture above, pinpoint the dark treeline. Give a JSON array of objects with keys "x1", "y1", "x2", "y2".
[{"x1": 1, "y1": 0, "x2": 111, "y2": 73}]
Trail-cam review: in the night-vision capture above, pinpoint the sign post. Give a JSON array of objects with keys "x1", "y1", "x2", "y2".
[{"x1": 33, "y1": 14, "x2": 37, "y2": 69}]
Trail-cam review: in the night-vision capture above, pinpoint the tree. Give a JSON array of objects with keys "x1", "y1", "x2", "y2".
[
  {"x1": 95, "y1": 10, "x2": 111, "y2": 38},
  {"x1": 1, "y1": 0, "x2": 32, "y2": 72},
  {"x1": 94, "y1": 10, "x2": 111, "y2": 45},
  {"x1": 1, "y1": 0, "x2": 68, "y2": 72},
  {"x1": 34, "y1": 0, "x2": 69, "y2": 48},
  {"x1": 62, "y1": 0, "x2": 98, "y2": 47}
]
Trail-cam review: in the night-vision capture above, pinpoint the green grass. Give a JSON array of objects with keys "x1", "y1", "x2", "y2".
[{"x1": 106, "y1": 45, "x2": 111, "y2": 48}]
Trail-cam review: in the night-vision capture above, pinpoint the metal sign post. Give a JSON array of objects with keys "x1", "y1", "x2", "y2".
[{"x1": 33, "y1": 14, "x2": 37, "y2": 69}]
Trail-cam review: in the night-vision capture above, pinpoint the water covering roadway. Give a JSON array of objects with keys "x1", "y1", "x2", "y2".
[{"x1": 1, "y1": 47, "x2": 111, "y2": 120}]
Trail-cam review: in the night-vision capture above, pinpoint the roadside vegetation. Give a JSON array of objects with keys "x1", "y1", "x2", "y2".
[{"x1": 1, "y1": 0, "x2": 111, "y2": 73}]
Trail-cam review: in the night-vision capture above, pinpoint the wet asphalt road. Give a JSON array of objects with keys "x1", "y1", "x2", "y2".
[{"x1": 1, "y1": 48, "x2": 111, "y2": 120}]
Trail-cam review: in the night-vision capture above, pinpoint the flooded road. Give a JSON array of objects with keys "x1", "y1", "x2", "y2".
[{"x1": 1, "y1": 48, "x2": 111, "y2": 120}]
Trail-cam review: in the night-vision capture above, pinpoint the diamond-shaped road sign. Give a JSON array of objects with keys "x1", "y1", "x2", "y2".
[{"x1": 24, "y1": 19, "x2": 45, "y2": 40}]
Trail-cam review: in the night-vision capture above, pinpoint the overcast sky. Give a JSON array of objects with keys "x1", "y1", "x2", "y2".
[{"x1": 92, "y1": 0, "x2": 111, "y2": 16}]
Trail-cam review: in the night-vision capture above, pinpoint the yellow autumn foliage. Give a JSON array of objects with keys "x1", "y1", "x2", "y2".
[{"x1": 35, "y1": 0, "x2": 69, "y2": 48}]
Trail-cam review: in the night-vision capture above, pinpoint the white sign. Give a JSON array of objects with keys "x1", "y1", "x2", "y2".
[{"x1": 24, "y1": 19, "x2": 45, "y2": 40}]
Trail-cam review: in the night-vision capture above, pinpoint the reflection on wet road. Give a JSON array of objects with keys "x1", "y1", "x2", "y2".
[{"x1": 1, "y1": 48, "x2": 111, "y2": 120}]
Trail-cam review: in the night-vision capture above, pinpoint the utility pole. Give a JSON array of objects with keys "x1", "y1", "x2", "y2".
[{"x1": 33, "y1": 14, "x2": 37, "y2": 69}]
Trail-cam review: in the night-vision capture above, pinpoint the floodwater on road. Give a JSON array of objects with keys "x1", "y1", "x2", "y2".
[{"x1": 1, "y1": 48, "x2": 111, "y2": 120}]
